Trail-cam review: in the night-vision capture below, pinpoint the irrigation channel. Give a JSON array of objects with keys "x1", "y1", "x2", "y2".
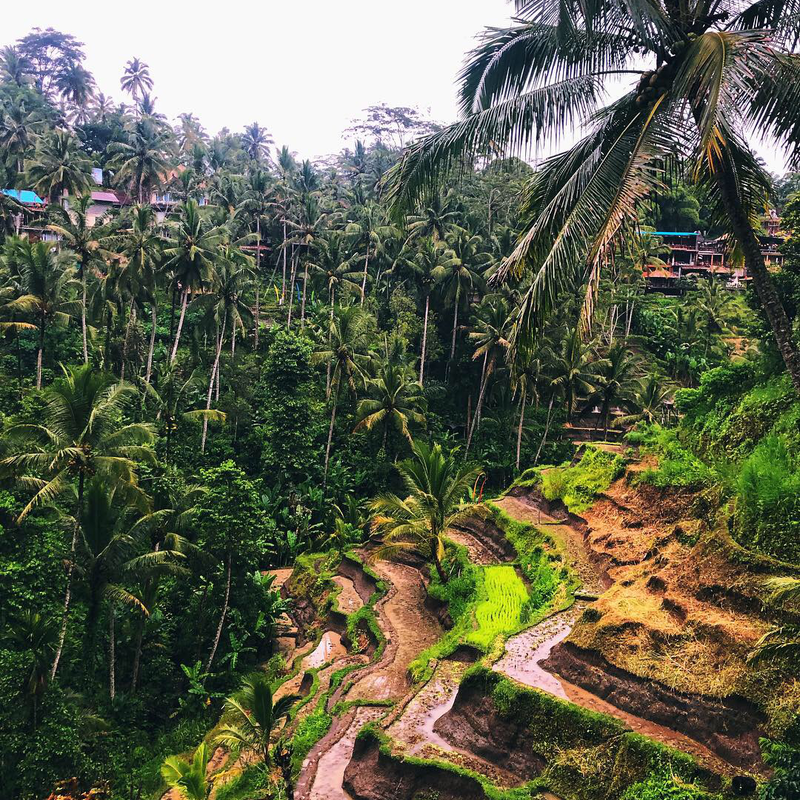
[{"x1": 210, "y1": 488, "x2": 762, "y2": 799}]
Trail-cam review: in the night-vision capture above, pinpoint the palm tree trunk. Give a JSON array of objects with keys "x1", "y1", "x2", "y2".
[
  {"x1": 360, "y1": 246, "x2": 370, "y2": 306},
  {"x1": 145, "y1": 302, "x2": 157, "y2": 385},
  {"x1": 36, "y1": 317, "x2": 44, "y2": 390},
  {"x1": 109, "y1": 604, "x2": 116, "y2": 701},
  {"x1": 280, "y1": 219, "x2": 287, "y2": 306},
  {"x1": 205, "y1": 550, "x2": 231, "y2": 673},
  {"x1": 287, "y1": 249, "x2": 297, "y2": 327},
  {"x1": 516, "y1": 383, "x2": 527, "y2": 473},
  {"x1": 170, "y1": 288, "x2": 189, "y2": 363},
  {"x1": 534, "y1": 395, "x2": 555, "y2": 466},
  {"x1": 713, "y1": 159, "x2": 800, "y2": 392},
  {"x1": 300, "y1": 258, "x2": 308, "y2": 327},
  {"x1": 131, "y1": 616, "x2": 144, "y2": 692},
  {"x1": 16, "y1": 332, "x2": 23, "y2": 400},
  {"x1": 201, "y1": 313, "x2": 227, "y2": 453},
  {"x1": 254, "y1": 217, "x2": 261, "y2": 348},
  {"x1": 323, "y1": 398, "x2": 337, "y2": 487},
  {"x1": 326, "y1": 288, "x2": 334, "y2": 398},
  {"x1": 466, "y1": 352, "x2": 489, "y2": 455},
  {"x1": 121, "y1": 298, "x2": 136, "y2": 381},
  {"x1": 432, "y1": 544, "x2": 447, "y2": 584},
  {"x1": 51, "y1": 472, "x2": 84, "y2": 680},
  {"x1": 419, "y1": 294, "x2": 430, "y2": 386},
  {"x1": 80, "y1": 266, "x2": 88, "y2": 364}
]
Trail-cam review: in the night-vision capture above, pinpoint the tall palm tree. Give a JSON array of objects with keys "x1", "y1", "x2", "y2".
[
  {"x1": 27, "y1": 129, "x2": 92, "y2": 204},
  {"x1": 214, "y1": 672, "x2": 296, "y2": 765},
  {"x1": 0, "y1": 99, "x2": 39, "y2": 177},
  {"x1": 406, "y1": 191, "x2": 465, "y2": 243},
  {"x1": 590, "y1": 343, "x2": 638, "y2": 437},
  {"x1": 313, "y1": 306, "x2": 371, "y2": 485},
  {"x1": 162, "y1": 200, "x2": 224, "y2": 362},
  {"x1": 345, "y1": 201, "x2": 395, "y2": 306},
  {"x1": 5, "y1": 610, "x2": 56, "y2": 727},
  {"x1": 56, "y1": 63, "x2": 95, "y2": 120},
  {"x1": 409, "y1": 238, "x2": 460, "y2": 385},
  {"x1": 370, "y1": 440, "x2": 480, "y2": 583},
  {"x1": 384, "y1": 0, "x2": 800, "y2": 392},
  {"x1": 355, "y1": 361, "x2": 426, "y2": 455},
  {"x1": 117, "y1": 205, "x2": 163, "y2": 383},
  {"x1": 2, "y1": 238, "x2": 78, "y2": 389},
  {"x1": 107, "y1": 117, "x2": 171, "y2": 203},
  {"x1": 551, "y1": 325, "x2": 602, "y2": 423},
  {"x1": 241, "y1": 122, "x2": 274, "y2": 164},
  {"x1": 432, "y1": 231, "x2": 487, "y2": 372},
  {"x1": 161, "y1": 742, "x2": 212, "y2": 800},
  {"x1": 48, "y1": 193, "x2": 112, "y2": 364},
  {"x1": 120, "y1": 58, "x2": 153, "y2": 106},
  {"x1": 193, "y1": 247, "x2": 254, "y2": 452},
  {"x1": 692, "y1": 278, "x2": 737, "y2": 355},
  {"x1": 1, "y1": 365, "x2": 155, "y2": 680},
  {"x1": 466, "y1": 295, "x2": 511, "y2": 453}
]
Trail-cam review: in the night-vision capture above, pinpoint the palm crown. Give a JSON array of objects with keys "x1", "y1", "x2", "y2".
[{"x1": 385, "y1": 0, "x2": 800, "y2": 390}]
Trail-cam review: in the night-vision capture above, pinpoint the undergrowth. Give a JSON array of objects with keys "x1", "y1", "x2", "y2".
[{"x1": 539, "y1": 447, "x2": 625, "y2": 513}]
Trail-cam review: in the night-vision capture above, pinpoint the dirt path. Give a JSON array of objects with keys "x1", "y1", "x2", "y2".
[
  {"x1": 332, "y1": 575, "x2": 363, "y2": 614},
  {"x1": 345, "y1": 560, "x2": 442, "y2": 703},
  {"x1": 446, "y1": 528, "x2": 500, "y2": 565},
  {"x1": 494, "y1": 495, "x2": 609, "y2": 593},
  {"x1": 308, "y1": 707, "x2": 386, "y2": 800}
]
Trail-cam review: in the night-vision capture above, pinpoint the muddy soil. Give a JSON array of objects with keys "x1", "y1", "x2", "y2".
[
  {"x1": 544, "y1": 641, "x2": 766, "y2": 773},
  {"x1": 346, "y1": 560, "x2": 442, "y2": 702},
  {"x1": 332, "y1": 575, "x2": 363, "y2": 614},
  {"x1": 343, "y1": 732, "x2": 489, "y2": 800},
  {"x1": 309, "y1": 707, "x2": 386, "y2": 800}
]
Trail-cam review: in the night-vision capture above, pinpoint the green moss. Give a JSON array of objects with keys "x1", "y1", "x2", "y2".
[{"x1": 290, "y1": 701, "x2": 332, "y2": 779}]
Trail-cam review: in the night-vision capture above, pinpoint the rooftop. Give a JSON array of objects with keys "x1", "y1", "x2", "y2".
[{"x1": 2, "y1": 189, "x2": 46, "y2": 206}]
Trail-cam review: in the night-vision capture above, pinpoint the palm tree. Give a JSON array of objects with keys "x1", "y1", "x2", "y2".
[
  {"x1": 48, "y1": 193, "x2": 112, "y2": 364},
  {"x1": 692, "y1": 278, "x2": 737, "y2": 355},
  {"x1": 406, "y1": 192, "x2": 465, "y2": 243},
  {"x1": 5, "y1": 610, "x2": 57, "y2": 727},
  {"x1": 614, "y1": 373, "x2": 673, "y2": 428},
  {"x1": 355, "y1": 361, "x2": 426, "y2": 455},
  {"x1": 409, "y1": 238, "x2": 459, "y2": 385},
  {"x1": 162, "y1": 200, "x2": 224, "y2": 362},
  {"x1": 27, "y1": 129, "x2": 92, "y2": 204},
  {"x1": 56, "y1": 63, "x2": 95, "y2": 119},
  {"x1": 161, "y1": 742, "x2": 212, "y2": 800},
  {"x1": 0, "y1": 364, "x2": 155, "y2": 679},
  {"x1": 120, "y1": 58, "x2": 153, "y2": 106},
  {"x1": 345, "y1": 201, "x2": 394, "y2": 306},
  {"x1": 591, "y1": 343, "x2": 638, "y2": 438},
  {"x1": 466, "y1": 296, "x2": 511, "y2": 454},
  {"x1": 2, "y1": 238, "x2": 78, "y2": 389},
  {"x1": 241, "y1": 122, "x2": 274, "y2": 164},
  {"x1": 550, "y1": 326, "x2": 601, "y2": 424},
  {"x1": 384, "y1": 1, "x2": 800, "y2": 393},
  {"x1": 432, "y1": 231, "x2": 487, "y2": 372},
  {"x1": 749, "y1": 578, "x2": 800, "y2": 668},
  {"x1": 369, "y1": 440, "x2": 480, "y2": 583},
  {"x1": 117, "y1": 205, "x2": 163, "y2": 383},
  {"x1": 107, "y1": 117, "x2": 171, "y2": 203},
  {"x1": 0, "y1": 99, "x2": 38, "y2": 176},
  {"x1": 313, "y1": 306, "x2": 370, "y2": 485},
  {"x1": 214, "y1": 672, "x2": 296, "y2": 765},
  {"x1": 193, "y1": 247, "x2": 254, "y2": 452}
]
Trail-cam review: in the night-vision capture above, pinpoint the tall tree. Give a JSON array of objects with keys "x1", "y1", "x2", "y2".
[
  {"x1": 1, "y1": 365, "x2": 155, "y2": 679},
  {"x1": 384, "y1": 0, "x2": 800, "y2": 393},
  {"x1": 27, "y1": 129, "x2": 91, "y2": 204},
  {"x1": 120, "y1": 57, "x2": 153, "y2": 106}
]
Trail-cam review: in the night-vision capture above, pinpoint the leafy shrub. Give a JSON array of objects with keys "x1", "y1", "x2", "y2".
[
  {"x1": 737, "y1": 436, "x2": 800, "y2": 562},
  {"x1": 631, "y1": 424, "x2": 714, "y2": 489},
  {"x1": 541, "y1": 447, "x2": 625, "y2": 512},
  {"x1": 620, "y1": 775, "x2": 721, "y2": 800}
]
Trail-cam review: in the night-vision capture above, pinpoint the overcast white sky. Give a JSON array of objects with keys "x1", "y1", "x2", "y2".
[
  {"x1": 3, "y1": 0, "x2": 516, "y2": 160},
  {"x1": 3, "y1": 1, "x2": 789, "y2": 173}
]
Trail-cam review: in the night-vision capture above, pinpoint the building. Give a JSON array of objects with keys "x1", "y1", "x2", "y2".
[{"x1": 641, "y1": 214, "x2": 786, "y2": 294}]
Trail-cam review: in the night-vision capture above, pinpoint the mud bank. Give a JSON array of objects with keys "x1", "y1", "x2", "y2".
[
  {"x1": 432, "y1": 676, "x2": 547, "y2": 779},
  {"x1": 451, "y1": 514, "x2": 517, "y2": 562},
  {"x1": 543, "y1": 641, "x2": 766, "y2": 772},
  {"x1": 343, "y1": 730, "x2": 490, "y2": 800}
]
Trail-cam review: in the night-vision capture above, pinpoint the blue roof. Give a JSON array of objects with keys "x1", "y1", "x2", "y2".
[
  {"x1": 643, "y1": 230, "x2": 698, "y2": 237},
  {"x1": 2, "y1": 189, "x2": 45, "y2": 205}
]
